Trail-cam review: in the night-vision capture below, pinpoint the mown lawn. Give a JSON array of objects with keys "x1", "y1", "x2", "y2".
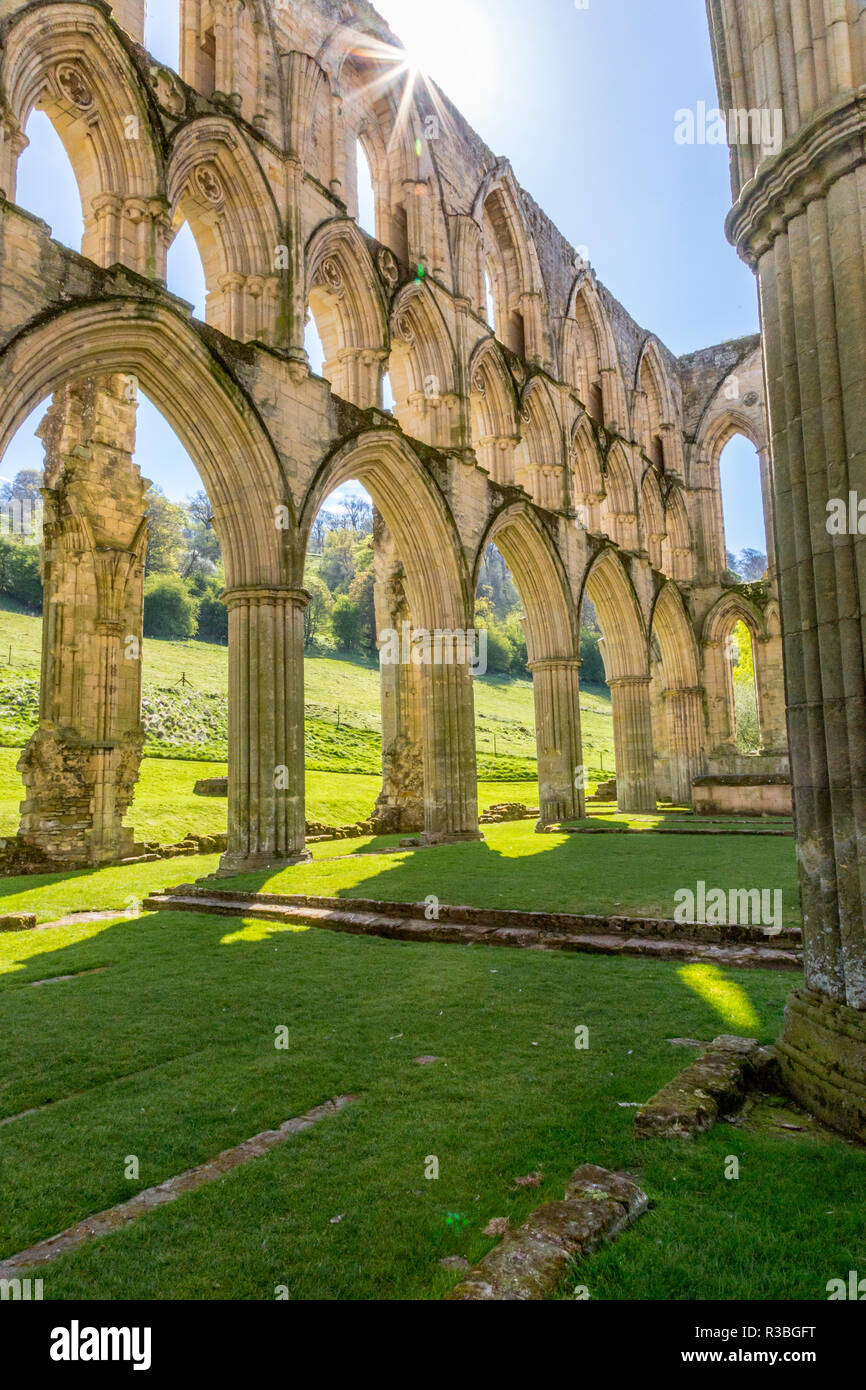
[
  {"x1": 0, "y1": 748, "x2": 539, "y2": 844},
  {"x1": 0, "y1": 821, "x2": 800, "y2": 929},
  {"x1": 0, "y1": 902, "x2": 860, "y2": 1302}
]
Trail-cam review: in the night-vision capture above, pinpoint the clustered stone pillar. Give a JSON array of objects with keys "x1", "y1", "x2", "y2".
[
  {"x1": 419, "y1": 638, "x2": 481, "y2": 844},
  {"x1": 372, "y1": 521, "x2": 424, "y2": 834},
  {"x1": 706, "y1": 0, "x2": 866, "y2": 1139},
  {"x1": 664, "y1": 687, "x2": 706, "y2": 805},
  {"x1": 609, "y1": 675, "x2": 656, "y2": 813},
  {"x1": 754, "y1": 630, "x2": 787, "y2": 756},
  {"x1": 530, "y1": 658, "x2": 585, "y2": 825},
  {"x1": 219, "y1": 587, "x2": 311, "y2": 875},
  {"x1": 18, "y1": 374, "x2": 146, "y2": 866}
]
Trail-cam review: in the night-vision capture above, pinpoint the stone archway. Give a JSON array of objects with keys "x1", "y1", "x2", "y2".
[
  {"x1": 582, "y1": 549, "x2": 654, "y2": 813},
  {"x1": 478, "y1": 504, "x2": 583, "y2": 825},
  {"x1": 300, "y1": 427, "x2": 478, "y2": 846}
]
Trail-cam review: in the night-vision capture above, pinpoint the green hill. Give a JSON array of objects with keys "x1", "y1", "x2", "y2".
[{"x1": 0, "y1": 601, "x2": 615, "y2": 836}]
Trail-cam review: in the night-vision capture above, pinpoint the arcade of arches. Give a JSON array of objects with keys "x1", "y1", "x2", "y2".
[{"x1": 0, "y1": 0, "x2": 861, "y2": 1140}]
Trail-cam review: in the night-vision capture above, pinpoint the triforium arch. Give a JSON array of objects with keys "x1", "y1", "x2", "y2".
[
  {"x1": 702, "y1": 592, "x2": 786, "y2": 759},
  {"x1": 167, "y1": 115, "x2": 283, "y2": 344},
  {"x1": 0, "y1": 1, "x2": 168, "y2": 273},
  {"x1": 478, "y1": 503, "x2": 583, "y2": 826},
  {"x1": 468, "y1": 335, "x2": 520, "y2": 486},
  {"x1": 305, "y1": 217, "x2": 389, "y2": 407},
  {"x1": 562, "y1": 272, "x2": 627, "y2": 432},
  {"x1": 582, "y1": 548, "x2": 655, "y2": 813},
  {"x1": 473, "y1": 161, "x2": 551, "y2": 368},
  {"x1": 650, "y1": 583, "x2": 706, "y2": 805},
  {"x1": 299, "y1": 427, "x2": 479, "y2": 846}
]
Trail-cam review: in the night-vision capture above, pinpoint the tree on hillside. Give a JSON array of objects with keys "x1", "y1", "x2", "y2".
[
  {"x1": 10, "y1": 469, "x2": 43, "y2": 502},
  {"x1": 320, "y1": 528, "x2": 356, "y2": 593},
  {"x1": 738, "y1": 547, "x2": 767, "y2": 581},
  {"x1": 187, "y1": 489, "x2": 214, "y2": 529},
  {"x1": 332, "y1": 594, "x2": 362, "y2": 650},
  {"x1": 348, "y1": 566, "x2": 376, "y2": 654},
  {"x1": 304, "y1": 573, "x2": 333, "y2": 647},
  {"x1": 144, "y1": 486, "x2": 187, "y2": 575},
  {"x1": 143, "y1": 573, "x2": 198, "y2": 639},
  {"x1": 311, "y1": 509, "x2": 335, "y2": 553},
  {"x1": 341, "y1": 496, "x2": 373, "y2": 533}
]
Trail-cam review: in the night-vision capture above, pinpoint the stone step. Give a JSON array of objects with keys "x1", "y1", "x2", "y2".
[{"x1": 143, "y1": 891, "x2": 802, "y2": 971}]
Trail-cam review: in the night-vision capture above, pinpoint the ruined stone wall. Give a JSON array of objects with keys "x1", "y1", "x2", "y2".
[{"x1": 0, "y1": 0, "x2": 784, "y2": 869}]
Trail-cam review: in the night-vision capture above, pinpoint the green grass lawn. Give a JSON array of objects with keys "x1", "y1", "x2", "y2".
[
  {"x1": 0, "y1": 748, "x2": 539, "y2": 844},
  {"x1": 0, "y1": 820, "x2": 800, "y2": 932},
  {"x1": 0, "y1": 899, "x2": 859, "y2": 1301}
]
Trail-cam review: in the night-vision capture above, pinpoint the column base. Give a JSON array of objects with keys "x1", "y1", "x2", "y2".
[
  {"x1": 419, "y1": 830, "x2": 484, "y2": 846},
  {"x1": 776, "y1": 988, "x2": 866, "y2": 1143},
  {"x1": 217, "y1": 848, "x2": 313, "y2": 878}
]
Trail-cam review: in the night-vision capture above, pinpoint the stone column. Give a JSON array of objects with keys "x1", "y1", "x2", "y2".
[
  {"x1": 706, "y1": 0, "x2": 866, "y2": 1139},
  {"x1": 608, "y1": 676, "x2": 656, "y2": 813},
  {"x1": 419, "y1": 634, "x2": 481, "y2": 844},
  {"x1": 219, "y1": 587, "x2": 311, "y2": 875},
  {"x1": 665, "y1": 687, "x2": 706, "y2": 806},
  {"x1": 372, "y1": 522, "x2": 424, "y2": 833},
  {"x1": 0, "y1": 107, "x2": 28, "y2": 203},
  {"x1": 213, "y1": 0, "x2": 242, "y2": 110},
  {"x1": 18, "y1": 375, "x2": 146, "y2": 867},
  {"x1": 530, "y1": 658, "x2": 585, "y2": 825},
  {"x1": 754, "y1": 631, "x2": 788, "y2": 756}
]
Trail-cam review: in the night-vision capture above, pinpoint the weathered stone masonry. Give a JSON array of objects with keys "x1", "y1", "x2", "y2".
[
  {"x1": 0, "y1": 2, "x2": 783, "y2": 875},
  {"x1": 707, "y1": 0, "x2": 866, "y2": 1142}
]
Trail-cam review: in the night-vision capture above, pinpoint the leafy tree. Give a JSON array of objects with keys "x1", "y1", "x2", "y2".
[
  {"x1": 0, "y1": 535, "x2": 42, "y2": 611},
  {"x1": 580, "y1": 626, "x2": 607, "y2": 685},
  {"x1": 193, "y1": 576, "x2": 228, "y2": 643},
  {"x1": 310, "y1": 509, "x2": 336, "y2": 553},
  {"x1": 303, "y1": 574, "x2": 333, "y2": 648},
  {"x1": 320, "y1": 528, "x2": 356, "y2": 594},
  {"x1": 143, "y1": 573, "x2": 198, "y2": 639},
  {"x1": 332, "y1": 594, "x2": 362, "y2": 650},
  {"x1": 10, "y1": 469, "x2": 42, "y2": 502},
  {"x1": 187, "y1": 489, "x2": 214, "y2": 529},
  {"x1": 738, "y1": 548, "x2": 767, "y2": 581},
  {"x1": 341, "y1": 496, "x2": 373, "y2": 534},
  {"x1": 348, "y1": 566, "x2": 376, "y2": 654},
  {"x1": 725, "y1": 549, "x2": 742, "y2": 582},
  {"x1": 144, "y1": 486, "x2": 187, "y2": 575}
]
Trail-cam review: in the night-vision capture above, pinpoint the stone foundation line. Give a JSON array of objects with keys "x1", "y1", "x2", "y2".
[
  {"x1": 144, "y1": 887, "x2": 802, "y2": 972},
  {"x1": 0, "y1": 1095, "x2": 357, "y2": 1278}
]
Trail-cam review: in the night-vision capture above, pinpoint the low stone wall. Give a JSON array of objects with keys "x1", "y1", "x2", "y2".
[{"x1": 692, "y1": 776, "x2": 792, "y2": 817}]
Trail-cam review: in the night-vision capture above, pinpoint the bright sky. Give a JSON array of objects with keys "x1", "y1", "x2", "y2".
[{"x1": 3, "y1": 0, "x2": 766, "y2": 556}]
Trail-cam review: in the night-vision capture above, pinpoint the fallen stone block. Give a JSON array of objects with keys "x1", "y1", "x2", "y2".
[
  {"x1": 635, "y1": 1035, "x2": 778, "y2": 1138},
  {"x1": 445, "y1": 1164, "x2": 647, "y2": 1301},
  {"x1": 0, "y1": 912, "x2": 37, "y2": 933}
]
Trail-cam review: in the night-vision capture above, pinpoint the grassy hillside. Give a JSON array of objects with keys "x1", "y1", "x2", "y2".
[
  {"x1": 0, "y1": 602, "x2": 613, "y2": 834},
  {"x1": 0, "y1": 602, "x2": 614, "y2": 763}
]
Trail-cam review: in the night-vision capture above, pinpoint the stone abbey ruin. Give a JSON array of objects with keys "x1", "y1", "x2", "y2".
[{"x1": 0, "y1": 0, "x2": 862, "y2": 1143}]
